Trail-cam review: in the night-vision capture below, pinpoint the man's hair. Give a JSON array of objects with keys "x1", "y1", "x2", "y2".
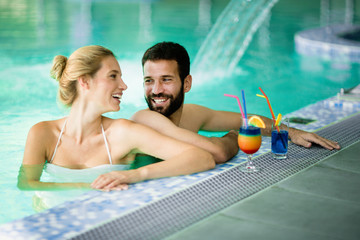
[{"x1": 142, "y1": 42, "x2": 190, "y2": 83}]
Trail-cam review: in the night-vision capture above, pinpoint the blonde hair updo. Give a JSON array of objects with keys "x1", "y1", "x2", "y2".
[{"x1": 50, "y1": 45, "x2": 115, "y2": 106}]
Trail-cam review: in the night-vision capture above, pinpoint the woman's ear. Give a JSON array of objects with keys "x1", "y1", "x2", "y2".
[
  {"x1": 78, "y1": 75, "x2": 90, "y2": 90},
  {"x1": 183, "y1": 75, "x2": 192, "y2": 93}
]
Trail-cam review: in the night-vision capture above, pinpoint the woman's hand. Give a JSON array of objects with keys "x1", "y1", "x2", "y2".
[
  {"x1": 90, "y1": 170, "x2": 142, "y2": 191},
  {"x1": 208, "y1": 130, "x2": 239, "y2": 163}
]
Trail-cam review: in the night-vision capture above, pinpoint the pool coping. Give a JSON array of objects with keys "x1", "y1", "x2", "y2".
[
  {"x1": 295, "y1": 24, "x2": 360, "y2": 62},
  {"x1": 1, "y1": 89, "x2": 360, "y2": 240},
  {"x1": 70, "y1": 112, "x2": 360, "y2": 240}
]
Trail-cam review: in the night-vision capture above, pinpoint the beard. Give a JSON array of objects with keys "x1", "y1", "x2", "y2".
[{"x1": 145, "y1": 86, "x2": 184, "y2": 117}]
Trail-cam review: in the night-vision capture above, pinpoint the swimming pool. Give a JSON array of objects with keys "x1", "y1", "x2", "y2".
[{"x1": 0, "y1": 0, "x2": 359, "y2": 225}]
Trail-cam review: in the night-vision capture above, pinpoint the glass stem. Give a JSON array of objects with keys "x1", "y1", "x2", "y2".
[{"x1": 247, "y1": 154, "x2": 253, "y2": 166}]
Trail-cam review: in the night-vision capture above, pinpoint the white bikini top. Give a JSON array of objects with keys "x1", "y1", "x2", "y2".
[{"x1": 50, "y1": 119, "x2": 113, "y2": 165}]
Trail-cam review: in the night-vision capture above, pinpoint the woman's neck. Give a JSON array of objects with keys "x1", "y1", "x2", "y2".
[{"x1": 66, "y1": 100, "x2": 104, "y2": 144}]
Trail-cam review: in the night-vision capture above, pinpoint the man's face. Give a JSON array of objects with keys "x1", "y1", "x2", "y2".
[{"x1": 143, "y1": 60, "x2": 184, "y2": 117}]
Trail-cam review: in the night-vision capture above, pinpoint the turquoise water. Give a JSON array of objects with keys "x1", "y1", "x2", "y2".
[{"x1": 0, "y1": 0, "x2": 359, "y2": 224}]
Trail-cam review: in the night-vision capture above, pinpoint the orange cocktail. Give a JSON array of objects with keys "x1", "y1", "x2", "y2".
[
  {"x1": 238, "y1": 127, "x2": 262, "y2": 154},
  {"x1": 238, "y1": 125, "x2": 262, "y2": 173}
]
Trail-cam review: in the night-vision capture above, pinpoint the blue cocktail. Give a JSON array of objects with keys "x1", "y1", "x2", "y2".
[{"x1": 271, "y1": 130, "x2": 288, "y2": 160}]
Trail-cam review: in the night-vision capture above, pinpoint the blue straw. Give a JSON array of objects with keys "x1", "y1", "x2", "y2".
[{"x1": 241, "y1": 89, "x2": 247, "y2": 119}]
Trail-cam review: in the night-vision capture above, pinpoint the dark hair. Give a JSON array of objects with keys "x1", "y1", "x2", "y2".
[{"x1": 142, "y1": 42, "x2": 190, "y2": 83}]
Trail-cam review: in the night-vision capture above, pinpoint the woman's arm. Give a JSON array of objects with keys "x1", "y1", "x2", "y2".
[
  {"x1": 131, "y1": 110, "x2": 239, "y2": 163},
  {"x1": 91, "y1": 120, "x2": 215, "y2": 190},
  {"x1": 17, "y1": 163, "x2": 91, "y2": 190}
]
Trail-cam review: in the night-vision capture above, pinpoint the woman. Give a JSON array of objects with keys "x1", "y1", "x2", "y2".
[{"x1": 18, "y1": 45, "x2": 215, "y2": 193}]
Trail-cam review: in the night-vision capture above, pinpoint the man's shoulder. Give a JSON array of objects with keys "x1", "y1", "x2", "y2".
[
  {"x1": 131, "y1": 108, "x2": 164, "y2": 119},
  {"x1": 131, "y1": 108, "x2": 170, "y2": 125},
  {"x1": 183, "y1": 104, "x2": 213, "y2": 115},
  {"x1": 133, "y1": 108, "x2": 151, "y2": 114},
  {"x1": 183, "y1": 103, "x2": 209, "y2": 111},
  {"x1": 131, "y1": 109, "x2": 152, "y2": 120},
  {"x1": 181, "y1": 104, "x2": 215, "y2": 131}
]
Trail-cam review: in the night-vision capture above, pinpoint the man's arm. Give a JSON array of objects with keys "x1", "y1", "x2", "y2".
[
  {"x1": 130, "y1": 110, "x2": 239, "y2": 163},
  {"x1": 185, "y1": 104, "x2": 273, "y2": 134},
  {"x1": 189, "y1": 104, "x2": 340, "y2": 150}
]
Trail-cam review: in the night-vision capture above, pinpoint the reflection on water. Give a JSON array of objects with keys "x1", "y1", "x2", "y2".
[
  {"x1": 320, "y1": 0, "x2": 355, "y2": 26},
  {"x1": 0, "y1": 0, "x2": 229, "y2": 68}
]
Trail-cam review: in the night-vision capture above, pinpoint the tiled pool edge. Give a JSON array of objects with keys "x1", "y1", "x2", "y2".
[
  {"x1": 68, "y1": 112, "x2": 360, "y2": 240},
  {"x1": 295, "y1": 24, "x2": 360, "y2": 62},
  {"x1": 0, "y1": 94, "x2": 360, "y2": 240}
]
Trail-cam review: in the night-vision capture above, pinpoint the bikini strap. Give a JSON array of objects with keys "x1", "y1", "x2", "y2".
[
  {"x1": 50, "y1": 119, "x2": 67, "y2": 163},
  {"x1": 101, "y1": 124, "x2": 113, "y2": 165}
]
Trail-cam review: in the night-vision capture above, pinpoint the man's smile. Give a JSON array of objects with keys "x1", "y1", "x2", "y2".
[{"x1": 152, "y1": 97, "x2": 169, "y2": 105}]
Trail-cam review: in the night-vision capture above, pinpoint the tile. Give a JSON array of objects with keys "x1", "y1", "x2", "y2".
[
  {"x1": 167, "y1": 214, "x2": 340, "y2": 240},
  {"x1": 221, "y1": 186, "x2": 360, "y2": 240},
  {"x1": 277, "y1": 165, "x2": 360, "y2": 203},
  {"x1": 320, "y1": 141, "x2": 360, "y2": 173}
]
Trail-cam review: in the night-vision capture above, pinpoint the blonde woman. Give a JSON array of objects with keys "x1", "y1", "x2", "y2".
[{"x1": 18, "y1": 45, "x2": 214, "y2": 193}]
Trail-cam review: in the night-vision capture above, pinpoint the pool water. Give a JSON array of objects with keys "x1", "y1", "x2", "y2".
[{"x1": 0, "y1": 0, "x2": 359, "y2": 224}]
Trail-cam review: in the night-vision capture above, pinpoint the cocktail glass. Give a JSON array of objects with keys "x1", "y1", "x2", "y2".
[
  {"x1": 238, "y1": 119, "x2": 262, "y2": 173},
  {"x1": 271, "y1": 118, "x2": 289, "y2": 160}
]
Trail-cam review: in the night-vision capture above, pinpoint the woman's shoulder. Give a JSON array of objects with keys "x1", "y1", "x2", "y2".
[
  {"x1": 103, "y1": 117, "x2": 154, "y2": 137},
  {"x1": 102, "y1": 117, "x2": 137, "y2": 134},
  {"x1": 101, "y1": 118, "x2": 140, "y2": 145},
  {"x1": 102, "y1": 117, "x2": 134, "y2": 127},
  {"x1": 29, "y1": 118, "x2": 66, "y2": 137}
]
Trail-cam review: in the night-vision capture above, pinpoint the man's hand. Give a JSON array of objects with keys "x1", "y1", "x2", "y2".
[{"x1": 288, "y1": 128, "x2": 341, "y2": 150}]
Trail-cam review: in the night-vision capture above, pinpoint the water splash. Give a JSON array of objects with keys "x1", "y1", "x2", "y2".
[{"x1": 192, "y1": 0, "x2": 279, "y2": 81}]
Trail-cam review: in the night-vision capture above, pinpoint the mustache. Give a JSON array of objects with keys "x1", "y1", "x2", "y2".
[{"x1": 149, "y1": 93, "x2": 173, "y2": 99}]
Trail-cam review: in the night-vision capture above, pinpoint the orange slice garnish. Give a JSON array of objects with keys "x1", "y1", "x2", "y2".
[{"x1": 248, "y1": 116, "x2": 266, "y2": 128}]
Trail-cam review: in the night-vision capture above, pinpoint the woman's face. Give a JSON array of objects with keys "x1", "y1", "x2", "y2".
[{"x1": 89, "y1": 56, "x2": 128, "y2": 113}]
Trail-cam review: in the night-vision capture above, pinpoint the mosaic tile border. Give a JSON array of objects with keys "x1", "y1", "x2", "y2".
[
  {"x1": 70, "y1": 112, "x2": 360, "y2": 240},
  {"x1": 295, "y1": 24, "x2": 360, "y2": 62},
  {"x1": 0, "y1": 93, "x2": 360, "y2": 240}
]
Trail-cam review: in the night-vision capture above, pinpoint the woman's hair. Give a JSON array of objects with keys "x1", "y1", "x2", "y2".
[{"x1": 50, "y1": 45, "x2": 115, "y2": 106}]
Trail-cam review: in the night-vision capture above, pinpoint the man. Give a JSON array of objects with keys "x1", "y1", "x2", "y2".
[{"x1": 130, "y1": 42, "x2": 340, "y2": 167}]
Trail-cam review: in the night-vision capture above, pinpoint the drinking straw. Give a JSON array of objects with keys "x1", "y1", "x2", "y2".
[
  {"x1": 257, "y1": 94, "x2": 283, "y2": 126},
  {"x1": 256, "y1": 94, "x2": 266, "y2": 99},
  {"x1": 241, "y1": 90, "x2": 248, "y2": 120},
  {"x1": 275, "y1": 113, "x2": 282, "y2": 126},
  {"x1": 257, "y1": 87, "x2": 287, "y2": 149},
  {"x1": 258, "y1": 87, "x2": 279, "y2": 132},
  {"x1": 224, "y1": 94, "x2": 247, "y2": 126}
]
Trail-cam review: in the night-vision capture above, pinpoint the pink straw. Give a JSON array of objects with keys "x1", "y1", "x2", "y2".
[{"x1": 224, "y1": 94, "x2": 246, "y2": 125}]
